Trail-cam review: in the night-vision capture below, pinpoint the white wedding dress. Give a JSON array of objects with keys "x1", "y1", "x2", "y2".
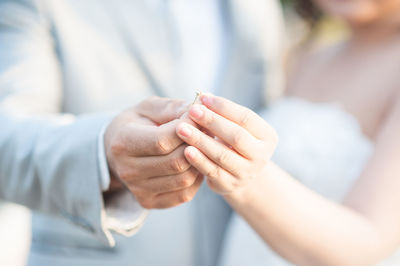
[{"x1": 217, "y1": 97, "x2": 400, "y2": 266}]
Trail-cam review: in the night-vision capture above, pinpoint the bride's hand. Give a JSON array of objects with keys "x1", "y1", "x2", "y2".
[{"x1": 176, "y1": 94, "x2": 278, "y2": 195}]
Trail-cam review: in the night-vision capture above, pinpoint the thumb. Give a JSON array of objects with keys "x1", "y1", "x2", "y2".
[{"x1": 136, "y1": 96, "x2": 189, "y2": 125}]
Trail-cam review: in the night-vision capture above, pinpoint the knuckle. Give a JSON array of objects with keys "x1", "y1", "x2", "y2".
[
  {"x1": 206, "y1": 178, "x2": 225, "y2": 193},
  {"x1": 146, "y1": 95, "x2": 160, "y2": 103},
  {"x1": 163, "y1": 99, "x2": 185, "y2": 118},
  {"x1": 203, "y1": 109, "x2": 215, "y2": 126},
  {"x1": 229, "y1": 179, "x2": 242, "y2": 191},
  {"x1": 131, "y1": 188, "x2": 144, "y2": 198},
  {"x1": 174, "y1": 100, "x2": 186, "y2": 111},
  {"x1": 138, "y1": 96, "x2": 159, "y2": 110},
  {"x1": 135, "y1": 193, "x2": 154, "y2": 209},
  {"x1": 232, "y1": 166, "x2": 246, "y2": 180},
  {"x1": 237, "y1": 171, "x2": 249, "y2": 181},
  {"x1": 190, "y1": 131, "x2": 202, "y2": 146},
  {"x1": 230, "y1": 165, "x2": 242, "y2": 178},
  {"x1": 119, "y1": 165, "x2": 141, "y2": 181},
  {"x1": 110, "y1": 138, "x2": 125, "y2": 156},
  {"x1": 234, "y1": 173, "x2": 244, "y2": 181},
  {"x1": 139, "y1": 199, "x2": 153, "y2": 209},
  {"x1": 216, "y1": 150, "x2": 230, "y2": 165},
  {"x1": 217, "y1": 98, "x2": 227, "y2": 111},
  {"x1": 206, "y1": 166, "x2": 221, "y2": 178},
  {"x1": 206, "y1": 177, "x2": 215, "y2": 187},
  {"x1": 165, "y1": 98, "x2": 176, "y2": 107},
  {"x1": 155, "y1": 133, "x2": 173, "y2": 154},
  {"x1": 167, "y1": 99, "x2": 185, "y2": 111},
  {"x1": 118, "y1": 168, "x2": 133, "y2": 181},
  {"x1": 239, "y1": 109, "x2": 252, "y2": 127},
  {"x1": 177, "y1": 190, "x2": 194, "y2": 204},
  {"x1": 178, "y1": 173, "x2": 196, "y2": 188},
  {"x1": 231, "y1": 131, "x2": 245, "y2": 147},
  {"x1": 170, "y1": 156, "x2": 190, "y2": 173},
  {"x1": 223, "y1": 184, "x2": 236, "y2": 194}
]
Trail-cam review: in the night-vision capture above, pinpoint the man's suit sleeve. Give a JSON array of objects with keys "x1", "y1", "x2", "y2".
[
  {"x1": 0, "y1": 0, "x2": 145, "y2": 246},
  {"x1": 0, "y1": 113, "x2": 118, "y2": 245}
]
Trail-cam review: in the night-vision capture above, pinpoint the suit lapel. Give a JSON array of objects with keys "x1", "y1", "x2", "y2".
[
  {"x1": 107, "y1": 0, "x2": 257, "y2": 101},
  {"x1": 218, "y1": 0, "x2": 282, "y2": 109},
  {"x1": 106, "y1": 1, "x2": 178, "y2": 98},
  {"x1": 217, "y1": 0, "x2": 245, "y2": 101},
  {"x1": 106, "y1": 0, "x2": 271, "y2": 102}
]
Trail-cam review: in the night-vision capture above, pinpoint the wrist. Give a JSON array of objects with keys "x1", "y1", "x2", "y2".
[
  {"x1": 223, "y1": 176, "x2": 261, "y2": 207},
  {"x1": 107, "y1": 173, "x2": 125, "y2": 193},
  {"x1": 103, "y1": 125, "x2": 123, "y2": 190},
  {"x1": 223, "y1": 164, "x2": 273, "y2": 207}
]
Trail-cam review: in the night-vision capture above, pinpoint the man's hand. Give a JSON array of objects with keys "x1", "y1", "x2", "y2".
[{"x1": 104, "y1": 96, "x2": 203, "y2": 209}]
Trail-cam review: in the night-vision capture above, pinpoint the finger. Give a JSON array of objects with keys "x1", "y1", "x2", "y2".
[
  {"x1": 187, "y1": 104, "x2": 261, "y2": 159},
  {"x1": 200, "y1": 94, "x2": 275, "y2": 140},
  {"x1": 136, "y1": 96, "x2": 189, "y2": 125},
  {"x1": 131, "y1": 167, "x2": 199, "y2": 194},
  {"x1": 121, "y1": 119, "x2": 184, "y2": 156},
  {"x1": 184, "y1": 146, "x2": 239, "y2": 194},
  {"x1": 150, "y1": 174, "x2": 204, "y2": 209},
  {"x1": 179, "y1": 111, "x2": 199, "y2": 128},
  {"x1": 129, "y1": 145, "x2": 190, "y2": 177},
  {"x1": 176, "y1": 122, "x2": 248, "y2": 176}
]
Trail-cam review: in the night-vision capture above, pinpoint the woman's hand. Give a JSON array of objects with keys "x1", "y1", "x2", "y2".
[{"x1": 176, "y1": 94, "x2": 278, "y2": 195}]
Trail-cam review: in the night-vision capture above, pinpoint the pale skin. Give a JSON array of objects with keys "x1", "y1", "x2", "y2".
[
  {"x1": 177, "y1": 93, "x2": 400, "y2": 266},
  {"x1": 102, "y1": 0, "x2": 400, "y2": 262},
  {"x1": 174, "y1": 1, "x2": 400, "y2": 264}
]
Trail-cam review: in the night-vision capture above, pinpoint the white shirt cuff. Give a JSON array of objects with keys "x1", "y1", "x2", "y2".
[
  {"x1": 103, "y1": 189, "x2": 150, "y2": 236},
  {"x1": 98, "y1": 124, "x2": 111, "y2": 191},
  {"x1": 97, "y1": 121, "x2": 149, "y2": 236}
]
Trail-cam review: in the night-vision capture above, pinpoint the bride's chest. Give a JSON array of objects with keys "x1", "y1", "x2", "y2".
[
  {"x1": 288, "y1": 49, "x2": 400, "y2": 140},
  {"x1": 261, "y1": 99, "x2": 373, "y2": 201}
]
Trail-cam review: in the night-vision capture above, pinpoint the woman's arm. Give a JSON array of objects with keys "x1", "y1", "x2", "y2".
[
  {"x1": 225, "y1": 162, "x2": 389, "y2": 266},
  {"x1": 177, "y1": 93, "x2": 400, "y2": 266}
]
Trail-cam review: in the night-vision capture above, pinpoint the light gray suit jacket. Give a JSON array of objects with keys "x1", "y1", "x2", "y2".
[{"x1": 0, "y1": 0, "x2": 284, "y2": 265}]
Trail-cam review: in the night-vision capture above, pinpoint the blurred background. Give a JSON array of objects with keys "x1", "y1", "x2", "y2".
[{"x1": 0, "y1": 1, "x2": 350, "y2": 265}]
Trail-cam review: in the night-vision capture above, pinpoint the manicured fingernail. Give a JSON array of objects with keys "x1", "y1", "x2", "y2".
[
  {"x1": 189, "y1": 105, "x2": 204, "y2": 119},
  {"x1": 186, "y1": 147, "x2": 197, "y2": 159},
  {"x1": 178, "y1": 124, "x2": 192, "y2": 138},
  {"x1": 200, "y1": 94, "x2": 213, "y2": 107}
]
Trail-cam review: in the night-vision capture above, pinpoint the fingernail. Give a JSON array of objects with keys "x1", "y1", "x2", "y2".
[
  {"x1": 189, "y1": 105, "x2": 204, "y2": 119},
  {"x1": 200, "y1": 94, "x2": 213, "y2": 107},
  {"x1": 178, "y1": 124, "x2": 192, "y2": 138}
]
